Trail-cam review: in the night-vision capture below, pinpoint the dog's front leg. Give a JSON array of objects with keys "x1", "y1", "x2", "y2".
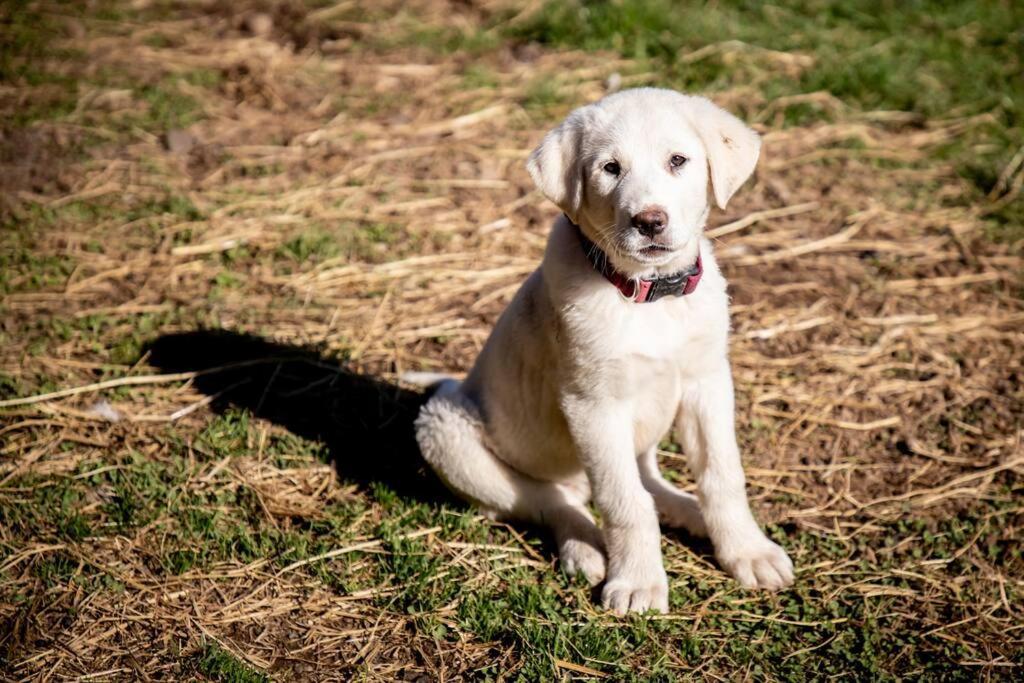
[
  {"x1": 563, "y1": 396, "x2": 668, "y2": 615},
  {"x1": 678, "y1": 362, "x2": 794, "y2": 590}
]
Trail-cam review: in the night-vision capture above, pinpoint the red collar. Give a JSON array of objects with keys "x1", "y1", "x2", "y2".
[{"x1": 571, "y1": 219, "x2": 702, "y2": 303}]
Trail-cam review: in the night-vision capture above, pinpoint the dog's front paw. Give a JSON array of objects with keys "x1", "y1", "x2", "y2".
[
  {"x1": 717, "y1": 534, "x2": 794, "y2": 590},
  {"x1": 601, "y1": 565, "x2": 669, "y2": 615}
]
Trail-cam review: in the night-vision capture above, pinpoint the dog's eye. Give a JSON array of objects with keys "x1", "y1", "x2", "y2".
[
  {"x1": 603, "y1": 161, "x2": 621, "y2": 176},
  {"x1": 669, "y1": 154, "x2": 688, "y2": 169}
]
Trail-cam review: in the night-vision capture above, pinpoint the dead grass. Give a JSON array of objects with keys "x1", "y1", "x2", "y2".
[{"x1": 1, "y1": 1, "x2": 1022, "y2": 680}]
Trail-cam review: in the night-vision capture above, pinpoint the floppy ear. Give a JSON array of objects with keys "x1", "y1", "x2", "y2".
[
  {"x1": 526, "y1": 109, "x2": 586, "y2": 221},
  {"x1": 683, "y1": 96, "x2": 761, "y2": 210}
]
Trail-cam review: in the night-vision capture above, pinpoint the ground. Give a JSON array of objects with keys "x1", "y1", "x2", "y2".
[{"x1": 1, "y1": 0, "x2": 1022, "y2": 680}]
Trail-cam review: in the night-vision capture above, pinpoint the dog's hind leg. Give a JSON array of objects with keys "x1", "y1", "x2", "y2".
[
  {"x1": 639, "y1": 446, "x2": 707, "y2": 538},
  {"x1": 415, "y1": 380, "x2": 606, "y2": 585}
]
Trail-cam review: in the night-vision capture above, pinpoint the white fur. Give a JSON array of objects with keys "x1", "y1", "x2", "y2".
[{"x1": 415, "y1": 88, "x2": 793, "y2": 614}]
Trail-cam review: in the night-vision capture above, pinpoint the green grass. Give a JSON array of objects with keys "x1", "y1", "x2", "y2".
[
  {"x1": 197, "y1": 642, "x2": 269, "y2": 683},
  {"x1": 0, "y1": 5, "x2": 210, "y2": 132},
  {"x1": 134, "y1": 77, "x2": 204, "y2": 130},
  {"x1": 448, "y1": 505, "x2": 1021, "y2": 681},
  {"x1": 507, "y1": 0, "x2": 1024, "y2": 239},
  {"x1": 1, "y1": 410, "x2": 1017, "y2": 679},
  {"x1": 272, "y1": 222, "x2": 408, "y2": 269},
  {"x1": 0, "y1": 193, "x2": 201, "y2": 303},
  {"x1": 0, "y1": 1, "x2": 82, "y2": 125},
  {"x1": 508, "y1": 0, "x2": 1023, "y2": 119},
  {"x1": 0, "y1": 241, "x2": 75, "y2": 295}
]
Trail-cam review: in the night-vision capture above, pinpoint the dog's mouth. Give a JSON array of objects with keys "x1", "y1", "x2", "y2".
[{"x1": 635, "y1": 243, "x2": 676, "y2": 262}]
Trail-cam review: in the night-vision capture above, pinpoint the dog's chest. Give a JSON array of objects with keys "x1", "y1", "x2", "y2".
[
  {"x1": 614, "y1": 301, "x2": 715, "y2": 451},
  {"x1": 617, "y1": 300, "x2": 712, "y2": 372}
]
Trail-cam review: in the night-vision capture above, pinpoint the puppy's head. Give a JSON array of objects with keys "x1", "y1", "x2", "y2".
[{"x1": 527, "y1": 88, "x2": 760, "y2": 276}]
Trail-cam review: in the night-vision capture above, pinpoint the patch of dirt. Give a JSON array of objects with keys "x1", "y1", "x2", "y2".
[{"x1": 0, "y1": 126, "x2": 76, "y2": 215}]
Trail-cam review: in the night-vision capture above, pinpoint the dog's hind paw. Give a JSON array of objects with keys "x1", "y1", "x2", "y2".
[
  {"x1": 655, "y1": 491, "x2": 708, "y2": 537},
  {"x1": 560, "y1": 538, "x2": 607, "y2": 586}
]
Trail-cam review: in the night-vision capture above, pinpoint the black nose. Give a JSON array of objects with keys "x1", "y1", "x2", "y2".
[{"x1": 631, "y1": 208, "x2": 668, "y2": 237}]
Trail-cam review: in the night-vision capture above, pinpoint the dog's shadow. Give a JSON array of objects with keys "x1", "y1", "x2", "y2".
[
  {"x1": 145, "y1": 330, "x2": 454, "y2": 505},
  {"x1": 146, "y1": 330, "x2": 714, "y2": 590}
]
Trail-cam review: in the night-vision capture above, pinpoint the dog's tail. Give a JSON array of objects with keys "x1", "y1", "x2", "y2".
[{"x1": 399, "y1": 371, "x2": 457, "y2": 396}]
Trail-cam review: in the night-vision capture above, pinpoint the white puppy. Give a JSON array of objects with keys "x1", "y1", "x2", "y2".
[{"x1": 414, "y1": 88, "x2": 794, "y2": 614}]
